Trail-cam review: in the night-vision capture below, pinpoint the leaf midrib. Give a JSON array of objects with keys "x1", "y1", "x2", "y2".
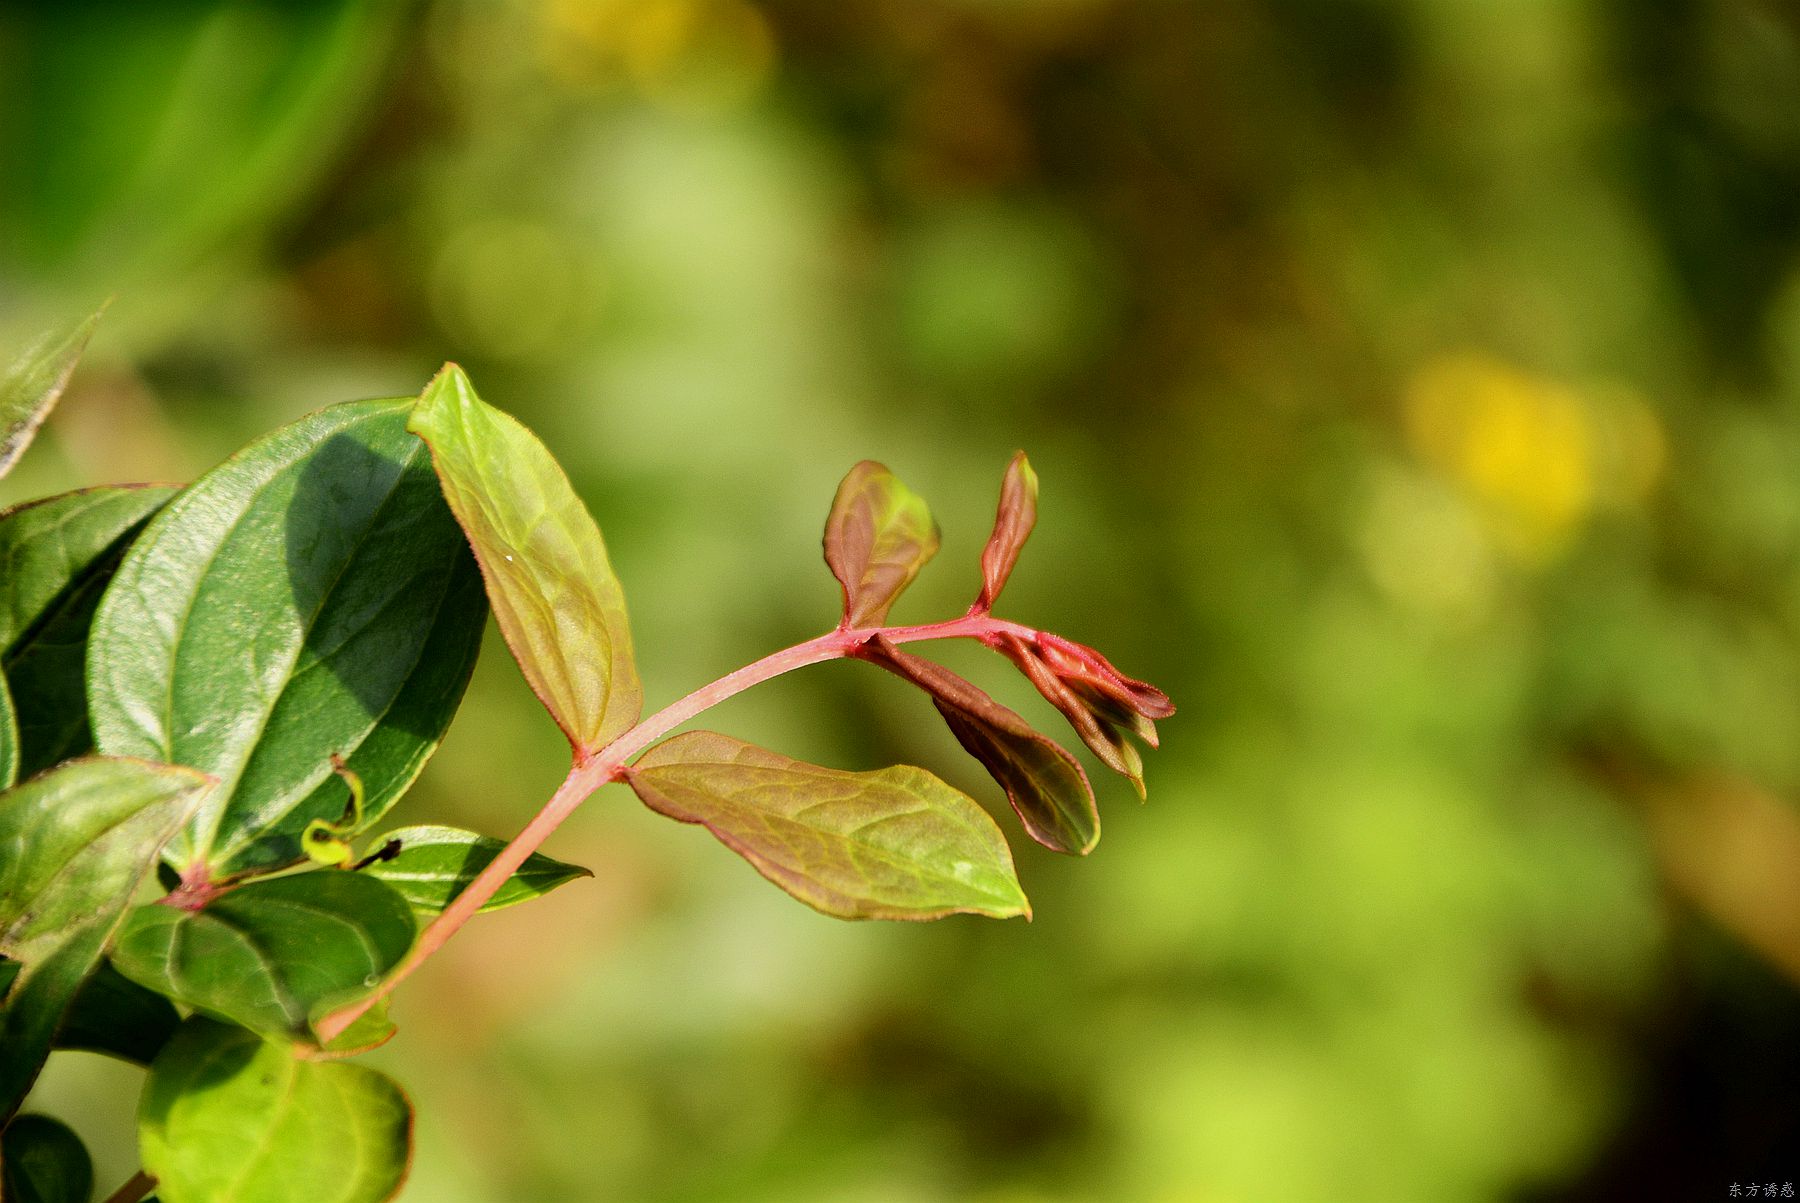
[
  {"x1": 211, "y1": 534, "x2": 455, "y2": 866},
  {"x1": 173, "y1": 891, "x2": 400, "y2": 1032},
  {"x1": 639, "y1": 775, "x2": 1014, "y2": 904}
]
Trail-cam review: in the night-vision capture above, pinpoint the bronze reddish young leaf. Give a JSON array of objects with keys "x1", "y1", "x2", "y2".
[
  {"x1": 974, "y1": 451, "x2": 1038, "y2": 612},
  {"x1": 1068, "y1": 679, "x2": 1162, "y2": 748},
  {"x1": 625, "y1": 731, "x2": 1029, "y2": 921},
  {"x1": 823, "y1": 461, "x2": 940, "y2": 627},
  {"x1": 1035, "y1": 632, "x2": 1175, "y2": 722},
  {"x1": 860, "y1": 636, "x2": 1099, "y2": 855},
  {"x1": 997, "y1": 633, "x2": 1146, "y2": 797},
  {"x1": 409, "y1": 365, "x2": 641, "y2": 755}
]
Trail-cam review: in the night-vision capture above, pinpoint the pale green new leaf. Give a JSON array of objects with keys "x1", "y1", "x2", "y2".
[
  {"x1": 408, "y1": 365, "x2": 640, "y2": 754},
  {"x1": 0, "y1": 308, "x2": 100, "y2": 480},
  {"x1": 823, "y1": 461, "x2": 941, "y2": 627},
  {"x1": 0, "y1": 757, "x2": 210, "y2": 1119},
  {"x1": 628, "y1": 731, "x2": 1029, "y2": 921},
  {"x1": 141, "y1": 1018, "x2": 412, "y2": 1203},
  {"x1": 362, "y1": 824, "x2": 590, "y2": 914}
]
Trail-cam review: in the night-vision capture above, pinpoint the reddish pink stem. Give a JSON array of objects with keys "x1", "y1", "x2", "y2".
[{"x1": 315, "y1": 612, "x2": 1035, "y2": 1042}]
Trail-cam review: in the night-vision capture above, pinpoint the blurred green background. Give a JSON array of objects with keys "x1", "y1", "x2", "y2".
[{"x1": 7, "y1": 1, "x2": 1800, "y2": 1199}]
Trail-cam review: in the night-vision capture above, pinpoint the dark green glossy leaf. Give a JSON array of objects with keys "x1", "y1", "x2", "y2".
[
  {"x1": 1, "y1": 1114, "x2": 92, "y2": 1203},
  {"x1": 0, "y1": 673, "x2": 15, "y2": 789},
  {"x1": 362, "y1": 824, "x2": 590, "y2": 914},
  {"x1": 0, "y1": 485, "x2": 176, "y2": 778},
  {"x1": 823, "y1": 461, "x2": 940, "y2": 627},
  {"x1": 87, "y1": 399, "x2": 487, "y2": 876},
  {"x1": 627, "y1": 731, "x2": 1029, "y2": 921},
  {"x1": 140, "y1": 1018, "x2": 412, "y2": 1203},
  {"x1": 408, "y1": 365, "x2": 640, "y2": 755},
  {"x1": 54, "y1": 961, "x2": 179, "y2": 1066},
  {"x1": 0, "y1": 757, "x2": 209, "y2": 1120},
  {"x1": 0, "y1": 308, "x2": 98, "y2": 480},
  {"x1": 0, "y1": 486, "x2": 174, "y2": 653},
  {"x1": 111, "y1": 870, "x2": 415, "y2": 1045},
  {"x1": 862, "y1": 636, "x2": 1099, "y2": 854},
  {"x1": 974, "y1": 451, "x2": 1037, "y2": 612}
]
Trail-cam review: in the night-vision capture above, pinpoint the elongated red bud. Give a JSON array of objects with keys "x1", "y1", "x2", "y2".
[
  {"x1": 973, "y1": 452, "x2": 1038, "y2": 612},
  {"x1": 1036, "y1": 632, "x2": 1175, "y2": 721},
  {"x1": 997, "y1": 633, "x2": 1145, "y2": 798}
]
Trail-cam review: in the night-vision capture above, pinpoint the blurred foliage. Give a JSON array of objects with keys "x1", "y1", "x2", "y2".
[{"x1": 7, "y1": 0, "x2": 1800, "y2": 1200}]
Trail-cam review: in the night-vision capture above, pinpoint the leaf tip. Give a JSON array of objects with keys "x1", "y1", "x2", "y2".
[{"x1": 413, "y1": 362, "x2": 475, "y2": 423}]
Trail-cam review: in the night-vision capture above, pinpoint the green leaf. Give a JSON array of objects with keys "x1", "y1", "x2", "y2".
[
  {"x1": 0, "y1": 486, "x2": 174, "y2": 654},
  {"x1": 861, "y1": 636, "x2": 1099, "y2": 855},
  {"x1": 361, "y1": 824, "x2": 591, "y2": 914},
  {"x1": 54, "y1": 961, "x2": 180, "y2": 1066},
  {"x1": 974, "y1": 451, "x2": 1037, "y2": 612},
  {"x1": 408, "y1": 365, "x2": 640, "y2": 755},
  {"x1": 0, "y1": 757, "x2": 209, "y2": 1120},
  {"x1": 823, "y1": 461, "x2": 941, "y2": 627},
  {"x1": 1, "y1": 1114, "x2": 93, "y2": 1203},
  {"x1": 0, "y1": 308, "x2": 100, "y2": 480},
  {"x1": 627, "y1": 731, "x2": 1029, "y2": 921},
  {"x1": 308, "y1": 997, "x2": 396, "y2": 1061},
  {"x1": 110, "y1": 870, "x2": 415, "y2": 1045},
  {"x1": 87, "y1": 399, "x2": 487, "y2": 876},
  {"x1": 0, "y1": 673, "x2": 16, "y2": 789},
  {"x1": 0, "y1": 485, "x2": 176, "y2": 778},
  {"x1": 140, "y1": 1018, "x2": 412, "y2": 1203}
]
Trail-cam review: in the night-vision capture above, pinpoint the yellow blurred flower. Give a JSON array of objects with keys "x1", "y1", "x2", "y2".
[
  {"x1": 540, "y1": 0, "x2": 775, "y2": 110},
  {"x1": 1402, "y1": 352, "x2": 1665, "y2": 565}
]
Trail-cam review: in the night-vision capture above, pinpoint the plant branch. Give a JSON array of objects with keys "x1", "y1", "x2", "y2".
[
  {"x1": 101, "y1": 1170, "x2": 156, "y2": 1203},
  {"x1": 315, "y1": 611, "x2": 1035, "y2": 1042}
]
